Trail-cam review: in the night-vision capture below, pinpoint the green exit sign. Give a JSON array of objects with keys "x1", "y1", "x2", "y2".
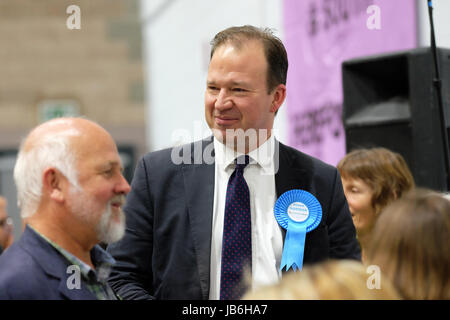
[{"x1": 38, "y1": 100, "x2": 80, "y2": 123}]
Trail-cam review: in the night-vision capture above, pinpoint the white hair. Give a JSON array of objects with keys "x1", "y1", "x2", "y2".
[{"x1": 13, "y1": 128, "x2": 81, "y2": 218}]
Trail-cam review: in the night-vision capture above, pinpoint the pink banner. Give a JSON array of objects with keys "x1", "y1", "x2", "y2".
[{"x1": 283, "y1": 0, "x2": 417, "y2": 165}]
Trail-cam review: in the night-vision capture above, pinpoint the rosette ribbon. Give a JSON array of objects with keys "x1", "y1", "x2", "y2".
[{"x1": 274, "y1": 190, "x2": 322, "y2": 272}]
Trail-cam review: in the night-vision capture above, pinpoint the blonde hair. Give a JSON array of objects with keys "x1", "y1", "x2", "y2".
[
  {"x1": 242, "y1": 260, "x2": 400, "y2": 300},
  {"x1": 366, "y1": 188, "x2": 450, "y2": 299}
]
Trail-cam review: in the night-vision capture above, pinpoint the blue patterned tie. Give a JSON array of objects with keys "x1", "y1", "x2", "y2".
[{"x1": 220, "y1": 155, "x2": 252, "y2": 300}]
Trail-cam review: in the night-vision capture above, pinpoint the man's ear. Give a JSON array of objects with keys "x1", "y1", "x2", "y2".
[
  {"x1": 42, "y1": 168, "x2": 66, "y2": 203},
  {"x1": 270, "y1": 84, "x2": 287, "y2": 113}
]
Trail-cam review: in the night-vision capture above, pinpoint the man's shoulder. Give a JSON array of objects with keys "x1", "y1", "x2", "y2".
[
  {"x1": 0, "y1": 227, "x2": 67, "y2": 279},
  {"x1": 0, "y1": 242, "x2": 50, "y2": 299},
  {"x1": 278, "y1": 141, "x2": 337, "y2": 174},
  {"x1": 0, "y1": 230, "x2": 55, "y2": 275},
  {"x1": 0, "y1": 230, "x2": 82, "y2": 300},
  {"x1": 141, "y1": 137, "x2": 214, "y2": 166},
  {"x1": 0, "y1": 241, "x2": 32, "y2": 271}
]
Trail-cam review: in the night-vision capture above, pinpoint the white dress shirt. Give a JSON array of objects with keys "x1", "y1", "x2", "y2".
[{"x1": 209, "y1": 135, "x2": 283, "y2": 300}]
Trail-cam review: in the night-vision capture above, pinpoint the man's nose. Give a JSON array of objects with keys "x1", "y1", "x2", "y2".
[
  {"x1": 117, "y1": 174, "x2": 131, "y2": 195},
  {"x1": 215, "y1": 89, "x2": 232, "y2": 111}
]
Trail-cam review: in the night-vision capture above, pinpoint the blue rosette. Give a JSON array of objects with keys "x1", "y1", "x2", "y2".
[{"x1": 274, "y1": 189, "x2": 322, "y2": 271}]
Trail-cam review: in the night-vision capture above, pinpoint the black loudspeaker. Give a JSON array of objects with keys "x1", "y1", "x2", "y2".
[{"x1": 342, "y1": 47, "x2": 450, "y2": 191}]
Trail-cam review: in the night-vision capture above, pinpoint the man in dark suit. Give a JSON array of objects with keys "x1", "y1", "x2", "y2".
[
  {"x1": 107, "y1": 25, "x2": 360, "y2": 300},
  {"x1": 0, "y1": 118, "x2": 131, "y2": 299}
]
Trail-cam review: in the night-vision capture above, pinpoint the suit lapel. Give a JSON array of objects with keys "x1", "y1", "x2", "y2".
[
  {"x1": 58, "y1": 276, "x2": 96, "y2": 300},
  {"x1": 274, "y1": 141, "x2": 311, "y2": 198},
  {"x1": 274, "y1": 142, "x2": 313, "y2": 276},
  {"x1": 182, "y1": 137, "x2": 215, "y2": 300},
  {"x1": 21, "y1": 226, "x2": 97, "y2": 300}
]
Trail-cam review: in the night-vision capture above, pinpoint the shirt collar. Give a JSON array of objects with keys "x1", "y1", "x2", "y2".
[
  {"x1": 28, "y1": 225, "x2": 116, "y2": 282},
  {"x1": 213, "y1": 134, "x2": 276, "y2": 174}
]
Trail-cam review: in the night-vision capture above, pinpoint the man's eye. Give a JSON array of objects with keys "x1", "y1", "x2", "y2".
[
  {"x1": 232, "y1": 88, "x2": 246, "y2": 92},
  {"x1": 103, "y1": 170, "x2": 113, "y2": 177},
  {"x1": 208, "y1": 86, "x2": 219, "y2": 91}
]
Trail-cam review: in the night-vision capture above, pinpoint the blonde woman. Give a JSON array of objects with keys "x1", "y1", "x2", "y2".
[
  {"x1": 242, "y1": 259, "x2": 400, "y2": 300},
  {"x1": 366, "y1": 188, "x2": 450, "y2": 299}
]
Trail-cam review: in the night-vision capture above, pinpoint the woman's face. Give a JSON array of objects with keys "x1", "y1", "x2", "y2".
[{"x1": 341, "y1": 176, "x2": 377, "y2": 237}]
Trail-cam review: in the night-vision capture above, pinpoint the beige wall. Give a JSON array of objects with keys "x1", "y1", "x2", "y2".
[{"x1": 0, "y1": 0, "x2": 147, "y2": 159}]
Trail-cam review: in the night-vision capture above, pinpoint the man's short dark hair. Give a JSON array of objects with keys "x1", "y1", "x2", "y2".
[{"x1": 210, "y1": 25, "x2": 288, "y2": 94}]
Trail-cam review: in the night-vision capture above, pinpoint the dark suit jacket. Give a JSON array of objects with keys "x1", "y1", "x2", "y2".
[
  {"x1": 0, "y1": 226, "x2": 97, "y2": 300},
  {"x1": 107, "y1": 137, "x2": 360, "y2": 300}
]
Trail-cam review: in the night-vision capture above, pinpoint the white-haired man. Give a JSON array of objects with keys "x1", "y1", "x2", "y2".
[{"x1": 0, "y1": 118, "x2": 130, "y2": 300}]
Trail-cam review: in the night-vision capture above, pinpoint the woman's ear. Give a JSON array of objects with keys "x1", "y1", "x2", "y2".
[{"x1": 393, "y1": 190, "x2": 399, "y2": 200}]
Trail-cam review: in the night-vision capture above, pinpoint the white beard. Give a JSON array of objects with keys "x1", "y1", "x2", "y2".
[
  {"x1": 69, "y1": 187, "x2": 126, "y2": 244},
  {"x1": 96, "y1": 198, "x2": 126, "y2": 244}
]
